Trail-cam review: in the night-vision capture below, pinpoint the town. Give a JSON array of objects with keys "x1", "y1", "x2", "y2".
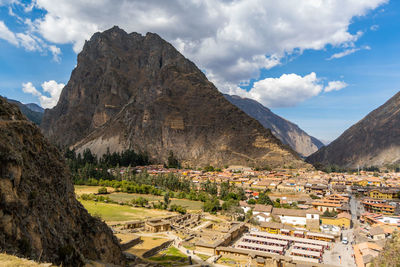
[{"x1": 75, "y1": 163, "x2": 400, "y2": 266}]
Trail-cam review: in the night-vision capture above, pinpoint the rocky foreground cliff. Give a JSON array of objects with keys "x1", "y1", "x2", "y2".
[
  {"x1": 307, "y1": 91, "x2": 400, "y2": 168},
  {"x1": 0, "y1": 97, "x2": 124, "y2": 266},
  {"x1": 224, "y1": 94, "x2": 323, "y2": 157},
  {"x1": 41, "y1": 26, "x2": 306, "y2": 168}
]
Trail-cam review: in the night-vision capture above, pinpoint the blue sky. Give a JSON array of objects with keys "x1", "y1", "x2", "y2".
[{"x1": 0, "y1": 0, "x2": 398, "y2": 142}]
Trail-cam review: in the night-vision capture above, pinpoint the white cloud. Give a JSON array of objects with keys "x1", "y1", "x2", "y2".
[
  {"x1": 328, "y1": 48, "x2": 360, "y2": 60},
  {"x1": 327, "y1": 45, "x2": 371, "y2": 60},
  {"x1": 22, "y1": 80, "x2": 65, "y2": 108},
  {"x1": 232, "y1": 72, "x2": 347, "y2": 108},
  {"x1": 325, "y1": 81, "x2": 348, "y2": 92},
  {"x1": 48, "y1": 45, "x2": 61, "y2": 62},
  {"x1": 0, "y1": 19, "x2": 61, "y2": 62},
  {"x1": 31, "y1": 0, "x2": 387, "y2": 91},
  {"x1": 22, "y1": 82, "x2": 41, "y2": 96},
  {"x1": 16, "y1": 32, "x2": 41, "y2": 51},
  {"x1": 0, "y1": 20, "x2": 18, "y2": 45},
  {"x1": 232, "y1": 72, "x2": 323, "y2": 108},
  {"x1": 370, "y1": 24, "x2": 379, "y2": 31}
]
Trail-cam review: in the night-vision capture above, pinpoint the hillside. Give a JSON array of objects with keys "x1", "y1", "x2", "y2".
[
  {"x1": 307, "y1": 91, "x2": 400, "y2": 168},
  {"x1": 5, "y1": 98, "x2": 44, "y2": 125},
  {"x1": 0, "y1": 96, "x2": 124, "y2": 266},
  {"x1": 41, "y1": 26, "x2": 306, "y2": 168},
  {"x1": 224, "y1": 94, "x2": 323, "y2": 157}
]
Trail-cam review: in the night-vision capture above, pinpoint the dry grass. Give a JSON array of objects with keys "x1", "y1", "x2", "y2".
[
  {"x1": 74, "y1": 185, "x2": 115, "y2": 196},
  {"x1": 125, "y1": 236, "x2": 170, "y2": 257},
  {"x1": 0, "y1": 253, "x2": 53, "y2": 267}
]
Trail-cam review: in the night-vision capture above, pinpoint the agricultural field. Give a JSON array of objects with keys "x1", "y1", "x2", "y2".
[
  {"x1": 74, "y1": 185, "x2": 204, "y2": 210},
  {"x1": 75, "y1": 185, "x2": 115, "y2": 195},
  {"x1": 78, "y1": 200, "x2": 175, "y2": 223},
  {"x1": 148, "y1": 247, "x2": 189, "y2": 266}
]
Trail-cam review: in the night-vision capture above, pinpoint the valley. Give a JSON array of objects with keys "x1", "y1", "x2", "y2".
[{"x1": 1, "y1": 5, "x2": 400, "y2": 266}]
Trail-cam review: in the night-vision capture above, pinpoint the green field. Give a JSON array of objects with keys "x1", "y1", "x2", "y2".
[
  {"x1": 78, "y1": 200, "x2": 173, "y2": 222},
  {"x1": 149, "y1": 247, "x2": 188, "y2": 266},
  {"x1": 75, "y1": 186, "x2": 204, "y2": 210}
]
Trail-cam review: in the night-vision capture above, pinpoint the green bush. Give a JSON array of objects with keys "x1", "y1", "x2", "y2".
[{"x1": 98, "y1": 187, "x2": 107, "y2": 194}]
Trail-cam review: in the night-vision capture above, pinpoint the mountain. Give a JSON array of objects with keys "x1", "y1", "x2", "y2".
[
  {"x1": 25, "y1": 103, "x2": 44, "y2": 113},
  {"x1": 224, "y1": 94, "x2": 324, "y2": 157},
  {"x1": 5, "y1": 98, "x2": 44, "y2": 125},
  {"x1": 41, "y1": 26, "x2": 306, "y2": 168},
  {"x1": 307, "y1": 91, "x2": 400, "y2": 168},
  {"x1": 0, "y1": 96, "x2": 124, "y2": 266}
]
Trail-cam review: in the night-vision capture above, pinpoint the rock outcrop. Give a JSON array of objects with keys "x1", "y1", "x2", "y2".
[
  {"x1": 224, "y1": 94, "x2": 323, "y2": 157},
  {"x1": 0, "y1": 97, "x2": 124, "y2": 266},
  {"x1": 41, "y1": 26, "x2": 305, "y2": 168},
  {"x1": 307, "y1": 91, "x2": 400, "y2": 168}
]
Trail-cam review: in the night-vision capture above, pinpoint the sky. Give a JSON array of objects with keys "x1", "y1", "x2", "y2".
[{"x1": 0, "y1": 0, "x2": 399, "y2": 142}]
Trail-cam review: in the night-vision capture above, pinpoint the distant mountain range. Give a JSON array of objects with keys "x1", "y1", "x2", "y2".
[
  {"x1": 5, "y1": 98, "x2": 44, "y2": 125},
  {"x1": 41, "y1": 26, "x2": 307, "y2": 169},
  {"x1": 224, "y1": 94, "x2": 324, "y2": 157},
  {"x1": 307, "y1": 91, "x2": 400, "y2": 168}
]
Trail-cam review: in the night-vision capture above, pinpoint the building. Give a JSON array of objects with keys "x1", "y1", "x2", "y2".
[
  {"x1": 259, "y1": 221, "x2": 295, "y2": 235},
  {"x1": 321, "y1": 212, "x2": 352, "y2": 229},
  {"x1": 353, "y1": 242, "x2": 383, "y2": 267},
  {"x1": 253, "y1": 204, "x2": 273, "y2": 219},
  {"x1": 144, "y1": 218, "x2": 171, "y2": 232},
  {"x1": 312, "y1": 200, "x2": 342, "y2": 213},
  {"x1": 362, "y1": 199, "x2": 395, "y2": 215},
  {"x1": 271, "y1": 208, "x2": 319, "y2": 226},
  {"x1": 368, "y1": 188, "x2": 399, "y2": 200},
  {"x1": 368, "y1": 226, "x2": 385, "y2": 241}
]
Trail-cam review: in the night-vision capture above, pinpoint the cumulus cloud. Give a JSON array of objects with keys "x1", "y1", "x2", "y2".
[
  {"x1": 31, "y1": 0, "x2": 386, "y2": 90},
  {"x1": 232, "y1": 73, "x2": 347, "y2": 108},
  {"x1": 22, "y1": 82, "x2": 41, "y2": 96},
  {"x1": 325, "y1": 81, "x2": 348, "y2": 92},
  {"x1": 233, "y1": 73, "x2": 323, "y2": 108},
  {"x1": 21, "y1": 80, "x2": 65, "y2": 108}
]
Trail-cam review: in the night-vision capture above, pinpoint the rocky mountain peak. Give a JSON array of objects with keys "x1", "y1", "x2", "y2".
[{"x1": 41, "y1": 26, "x2": 307, "y2": 168}]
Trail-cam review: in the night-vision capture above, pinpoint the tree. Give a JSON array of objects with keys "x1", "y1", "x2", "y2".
[
  {"x1": 323, "y1": 210, "x2": 338, "y2": 217},
  {"x1": 167, "y1": 151, "x2": 180, "y2": 168},
  {"x1": 258, "y1": 192, "x2": 273, "y2": 205},
  {"x1": 164, "y1": 191, "x2": 171, "y2": 209},
  {"x1": 202, "y1": 198, "x2": 220, "y2": 214},
  {"x1": 248, "y1": 199, "x2": 256, "y2": 205},
  {"x1": 98, "y1": 187, "x2": 107, "y2": 194}
]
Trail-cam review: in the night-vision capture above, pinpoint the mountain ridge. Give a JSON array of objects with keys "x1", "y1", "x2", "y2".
[
  {"x1": 4, "y1": 98, "x2": 44, "y2": 125},
  {"x1": 224, "y1": 94, "x2": 324, "y2": 157},
  {"x1": 307, "y1": 91, "x2": 400, "y2": 168}
]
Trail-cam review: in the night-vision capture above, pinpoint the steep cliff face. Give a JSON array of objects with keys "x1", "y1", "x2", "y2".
[
  {"x1": 41, "y1": 26, "x2": 305, "y2": 168},
  {"x1": 0, "y1": 97, "x2": 124, "y2": 266},
  {"x1": 307, "y1": 91, "x2": 400, "y2": 168},
  {"x1": 224, "y1": 94, "x2": 323, "y2": 157}
]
